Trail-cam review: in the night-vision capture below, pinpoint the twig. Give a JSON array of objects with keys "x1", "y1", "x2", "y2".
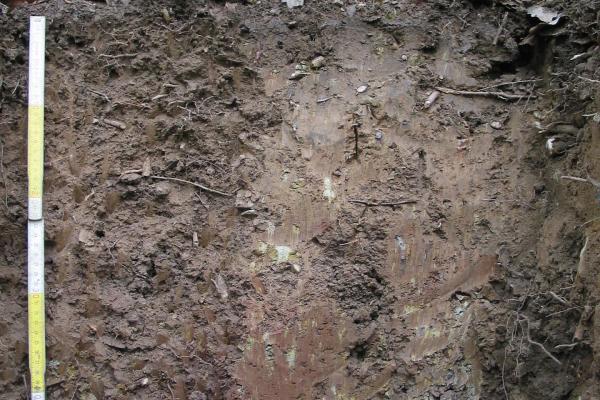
[
  {"x1": 0, "y1": 140, "x2": 8, "y2": 209},
  {"x1": 527, "y1": 337, "x2": 562, "y2": 365},
  {"x1": 545, "y1": 306, "x2": 580, "y2": 318},
  {"x1": 23, "y1": 374, "x2": 30, "y2": 400},
  {"x1": 579, "y1": 216, "x2": 600, "y2": 228},
  {"x1": 560, "y1": 175, "x2": 588, "y2": 183},
  {"x1": 519, "y1": 317, "x2": 562, "y2": 366},
  {"x1": 578, "y1": 76, "x2": 600, "y2": 84},
  {"x1": 424, "y1": 90, "x2": 440, "y2": 109},
  {"x1": 69, "y1": 377, "x2": 81, "y2": 400},
  {"x1": 166, "y1": 382, "x2": 175, "y2": 400},
  {"x1": 98, "y1": 52, "x2": 139, "y2": 59},
  {"x1": 554, "y1": 342, "x2": 578, "y2": 350},
  {"x1": 119, "y1": 169, "x2": 143, "y2": 178},
  {"x1": 122, "y1": 263, "x2": 151, "y2": 283},
  {"x1": 88, "y1": 88, "x2": 110, "y2": 102},
  {"x1": 480, "y1": 79, "x2": 542, "y2": 91},
  {"x1": 193, "y1": 192, "x2": 209, "y2": 209},
  {"x1": 152, "y1": 94, "x2": 169, "y2": 101},
  {"x1": 106, "y1": 239, "x2": 120, "y2": 262},
  {"x1": 547, "y1": 291, "x2": 569, "y2": 305},
  {"x1": 150, "y1": 175, "x2": 233, "y2": 197},
  {"x1": 103, "y1": 118, "x2": 127, "y2": 130},
  {"x1": 493, "y1": 12, "x2": 509, "y2": 45},
  {"x1": 349, "y1": 199, "x2": 417, "y2": 207},
  {"x1": 561, "y1": 175, "x2": 600, "y2": 188},
  {"x1": 11, "y1": 79, "x2": 20, "y2": 96},
  {"x1": 353, "y1": 124, "x2": 359, "y2": 159},
  {"x1": 522, "y1": 83, "x2": 535, "y2": 112},
  {"x1": 436, "y1": 86, "x2": 535, "y2": 101},
  {"x1": 84, "y1": 189, "x2": 96, "y2": 202},
  {"x1": 501, "y1": 347, "x2": 509, "y2": 400}
]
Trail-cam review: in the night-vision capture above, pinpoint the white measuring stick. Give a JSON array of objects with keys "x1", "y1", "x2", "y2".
[{"x1": 27, "y1": 16, "x2": 46, "y2": 400}]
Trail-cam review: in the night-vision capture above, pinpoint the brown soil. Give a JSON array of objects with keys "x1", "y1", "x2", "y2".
[{"x1": 1, "y1": 1, "x2": 599, "y2": 399}]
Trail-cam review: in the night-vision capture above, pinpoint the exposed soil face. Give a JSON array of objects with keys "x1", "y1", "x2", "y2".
[{"x1": 1, "y1": 1, "x2": 599, "y2": 399}]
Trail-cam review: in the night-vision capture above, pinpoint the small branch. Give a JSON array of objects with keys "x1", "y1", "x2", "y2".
[
  {"x1": 554, "y1": 342, "x2": 578, "y2": 350},
  {"x1": 84, "y1": 189, "x2": 96, "y2": 202},
  {"x1": 166, "y1": 382, "x2": 175, "y2": 400},
  {"x1": 353, "y1": 124, "x2": 359, "y2": 160},
  {"x1": 545, "y1": 306, "x2": 580, "y2": 318},
  {"x1": 578, "y1": 76, "x2": 600, "y2": 84},
  {"x1": 519, "y1": 317, "x2": 562, "y2": 366},
  {"x1": 527, "y1": 336, "x2": 562, "y2": 366},
  {"x1": 547, "y1": 291, "x2": 569, "y2": 305},
  {"x1": 98, "y1": 53, "x2": 139, "y2": 59},
  {"x1": 0, "y1": 140, "x2": 8, "y2": 209},
  {"x1": 480, "y1": 79, "x2": 542, "y2": 91},
  {"x1": 150, "y1": 175, "x2": 233, "y2": 197},
  {"x1": 349, "y1": 199, "x2": 417, "y2": 207},
  {"x1": 119, "y1": 169, "x2": 143, "y2": 178},
  {"x1": 436, "y1": 86, "x2": 534, "y2": 101},
  {"x1": 424, "y1": 90, "x2": 440, "y2": 109},
  {"x1": 579, "y1": 216, "x2": 600, "y2": 228},
  {"x1": 88, "y1": 88, "x2": 111, "y2": 102},
  {"x1": 561, "y1": 175, "x2": 600, "y2": 188},
  {"x1": 103, "y1": 118, "x2": 127, "y2": 130},
  {"x1": 493, "y1": 12, "x2": 509, "y2": 45},
  {"x1": 69, "y1": 377, "x2": 81, "y2": 400},
  {"x1": 561, "y1": 175, "x2": 588, "y2": 183},
  {"x1": 22, "y1": 374, "x2": 29, "y2": 400},
  {"x1": 11, "y1": 79, "x2": 20, "y2": 96}
]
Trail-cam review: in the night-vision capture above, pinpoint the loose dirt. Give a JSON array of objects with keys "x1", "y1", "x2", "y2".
[{"x1": 1, "y1": 1, "x2": 599, "y2": 399}]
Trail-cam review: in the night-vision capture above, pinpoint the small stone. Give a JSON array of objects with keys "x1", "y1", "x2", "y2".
[
  {"x1": 375, "y1": 130, "x2": 383, "y2": 141},
  {"x1": 534, "y1": 183, "x2": 545, "y2": 194},
  {"x1": 153, "y1": 181, "x2": 171, "y2": 198},
  {"x1": 289, "y1": 71, "x2": 308, "y2": 80},
  {"x1": 490, "y1": 121, "x2": 502, "y2": 130},
  {"x1": 356, "y1": 84, "x2": 368, "y2": 94},
  {"x1": 282, "y1": 0, "x2": 304, "y2": 8},
  {"x1": 401, "y1": 54, "x2": 408, "y2": 61},
  {"x1": 120, "y1": 173, "x2": 142, "y2": 184},
  {"x1": 235, "y1": 190, "x2": 255, "y2": 209},
  {"x1": 311, "y1": 56, "x2": 326, "y2": 69},
  {"x1": 240, "y1": 209, "x2": 258, "y2": 218},
  {"x1": 189, "y1": 392, "x2": 208, "y2": 400},
  {"x1": 288, "y1": 21, "x2": 298, "y2": 29},
  {"x1": 142, "y1": 158, "x2": 152, "y2": 177},
  {"x1": 126, "y1": 312, "x2": 140, "y2": 324},
  {"x1": 291, "y1": 264, "x2": 301, "y2": 273},
  {"x1": 78, "y1": 229, "x2": 94, "y2": 246},
  {"x1": 545, "y1": 137, "x2": 569, "y2": 156}
]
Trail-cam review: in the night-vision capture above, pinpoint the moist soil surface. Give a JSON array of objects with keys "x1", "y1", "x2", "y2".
[{"x1": 1, "y1": 1, "x2": 600, "y2": 399}]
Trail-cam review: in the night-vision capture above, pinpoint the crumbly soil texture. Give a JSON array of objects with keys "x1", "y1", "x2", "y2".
[{"x1": 1, "y1": 0, "x2": 600, "y2": 399}]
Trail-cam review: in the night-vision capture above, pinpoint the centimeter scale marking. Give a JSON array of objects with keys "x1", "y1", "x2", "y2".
[{"x1": 28, "y1": 16, "x2": 46, "y2": 400}]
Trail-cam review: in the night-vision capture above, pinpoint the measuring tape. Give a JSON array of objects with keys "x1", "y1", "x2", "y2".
[{"x1": 27, "y1": 16, "x2": 46, "y2": 400}]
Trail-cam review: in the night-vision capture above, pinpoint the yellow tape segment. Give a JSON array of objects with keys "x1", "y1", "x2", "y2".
[
  {"x1": 28, "y1": 105, "x2": 44, "y2": 199},
  {"x1": 28, "y1": 293, "x2": 45, "y2": 393}
]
